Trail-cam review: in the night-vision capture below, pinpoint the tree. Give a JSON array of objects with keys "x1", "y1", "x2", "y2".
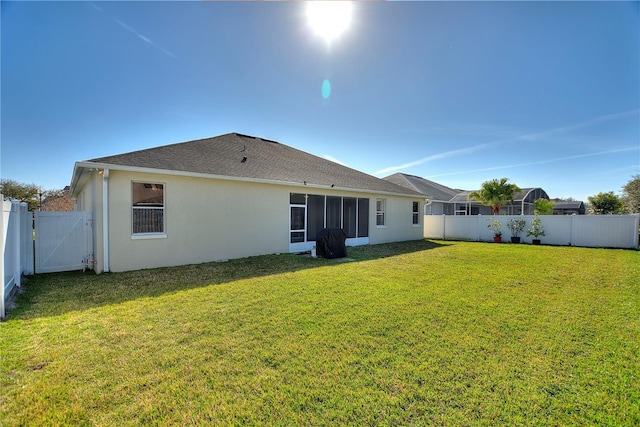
[
  {"x1": 534, "y1": 198, "x2": 554, "y2": 215},
  {"x1": 587, "y1": 191, "x2": 625, "y2": 215},
  {"x1": 0, "y1": 179, "x2": 41, "y2": 211},
  {"x1": 41, "y1": 188, "x2": 74, "y2": 212},
  {"x1": 621, "y1": 174, "x2": 640, "y2": 214},
  {"x1": 468, "y1": 178, "x2": 522, "y2": 215}
]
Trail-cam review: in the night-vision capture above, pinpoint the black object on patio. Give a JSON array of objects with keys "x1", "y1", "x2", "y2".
[{"x1": 316, "y1": 228, "x2": 347, "y2": 259}]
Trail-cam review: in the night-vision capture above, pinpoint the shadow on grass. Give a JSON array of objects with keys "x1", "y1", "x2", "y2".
[{"x1": 6, "y1": 239, "x2": 449, "y2": 321}]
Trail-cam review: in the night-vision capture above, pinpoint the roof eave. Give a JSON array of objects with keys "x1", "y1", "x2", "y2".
[{"x1": 69, "y1": 161, "x2": 99, "y2": 198}]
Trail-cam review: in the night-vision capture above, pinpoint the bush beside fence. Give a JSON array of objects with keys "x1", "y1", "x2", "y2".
[{"x1": 424, "y1": 214, "x2": 640, "y2": 249}]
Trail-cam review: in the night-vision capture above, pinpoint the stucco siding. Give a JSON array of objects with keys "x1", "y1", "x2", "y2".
[
  {"x1": 107, "y1": 171, "x2": 290, "y2": 272},
  {"x1": 369, "y1": 196, "x2": 423, "y2": 245},
  {"x1": 74, "y1": 171, "x2": 105, "y2": 273},
  {"x1": 75, "y1": 169, "x2": 423, "y2": 273}
]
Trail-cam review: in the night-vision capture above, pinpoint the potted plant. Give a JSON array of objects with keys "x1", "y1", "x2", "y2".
[
  {"x1": 527, "y1": 211, "x2": 545, "y2": 245},
  {"x1": 487, "y1": 218, "x2": 503, "y2": 243},
  {"x1": 507, "y1": 217, "x2": 526, "y2": 243}
]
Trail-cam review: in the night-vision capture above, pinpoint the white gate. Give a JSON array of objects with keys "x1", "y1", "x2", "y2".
[{"x1": 35, "y1": 211, "x2": 93, "y2": 273}]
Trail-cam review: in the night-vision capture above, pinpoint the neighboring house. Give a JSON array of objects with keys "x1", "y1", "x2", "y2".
[
  {"x1": 449, "y1": 187, "x2": 550, "y2": 215},
  {"x1": 41, "y1": 186, "x2": 75, "y2": 212},
  {"x1": 383, "y1": 173, "x2": 459, "y2": 215},
  {"x1": 70, "y1": 133, "x2": 424, "y2": 273},
  {"x1": 384, "y1": 173, "x2": 550, "y2": 215},
  {"x1": 552, "y1": 200, "x2": 586, "y2": 215}
]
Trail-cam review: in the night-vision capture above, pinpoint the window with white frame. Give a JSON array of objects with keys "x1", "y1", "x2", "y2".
[
  {"x1": 132, "y1": 182, "x2": 165, "y2": 235},
  {"x1": 412, "y1": 201, "x2": 420, "y2": 225},
  {"x1": 376, "y1": 198, "x2": 386, "y2": 226}
]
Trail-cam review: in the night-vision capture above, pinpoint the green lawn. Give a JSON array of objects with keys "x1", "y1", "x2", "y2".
[{"x1": 2, "y1": 241, "x2": 639, "y2": 426}]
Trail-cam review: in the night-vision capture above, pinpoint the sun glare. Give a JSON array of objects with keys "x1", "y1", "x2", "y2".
[{"x1": 307, "y1": 1, "x2": 353, "y2": 44}]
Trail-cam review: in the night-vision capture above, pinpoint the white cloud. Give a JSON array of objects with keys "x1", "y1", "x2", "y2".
[
  {"x1": 114, "y1": 19, "x2": 177, "y2": 58},
  {"x1": 91, "y1": 4, "x2": 176, "y2": 59},
  {"x1": 374, "y1": 109, "x2": 640, "y2": 176},
  {"x1": 427, "y1": 147, "x2": 639, "y2": 179}
]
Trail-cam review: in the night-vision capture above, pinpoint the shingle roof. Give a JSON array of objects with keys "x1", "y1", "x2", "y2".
[
  {"x1": 553, "y1": 201, "x2": 585, "y2": 210},
  {"x1": 449, "y1": 188, "x2": 542, "y2": 203},
  {"x1": 85, "y1": 133, "x2": 422, "y2": 196},
  {"x1": 383, "y1": 173, "x2": 459, "y2": 201}
]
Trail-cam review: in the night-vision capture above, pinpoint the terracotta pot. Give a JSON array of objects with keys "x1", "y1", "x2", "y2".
[{"x1": 493, "y1": 236, "x2": 502, "y2": 243}]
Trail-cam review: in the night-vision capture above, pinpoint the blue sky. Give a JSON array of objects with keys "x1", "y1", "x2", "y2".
[{"x1": 2, "y1": 1, "x2": 638, "y2": 202}]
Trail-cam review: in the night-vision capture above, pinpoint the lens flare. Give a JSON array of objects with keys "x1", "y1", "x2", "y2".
[{"x1": 322, "y1": 79, "x2": 331, "y2": 99}]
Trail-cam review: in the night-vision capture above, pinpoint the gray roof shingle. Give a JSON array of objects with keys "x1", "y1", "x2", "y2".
[
  {"x1": 383, "y1": 173, "x2": 460, "y2": 201},
  {"x1": 87, "y1": 133, "x2": 422, "y2": 196}
]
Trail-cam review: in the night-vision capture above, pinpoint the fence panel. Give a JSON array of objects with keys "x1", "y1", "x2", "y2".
[
  {"x1": 572, "y1": 215, "x2": 639, "y2": 248},
  {"x1": 445, "y1": 216, "x2": 480, "y2": 241},
  {"x1": 424, "y1": 214, "x2": 640, "y2": 249},
  {"x1": 2, "y1": 200, "x2": 33, "y2": 319},
  {"x1": 531, "y1": 216, "x2": 572, "y2": 246},
  {"x1": 423, "y1": 215, "x2": 445, "y2": 239},
  {"x1": 35, "y1": 211, "x2": 92, "y2": 273},
  {"x1": 20, "y1": 203, "x2": 34, "y2": 275}
]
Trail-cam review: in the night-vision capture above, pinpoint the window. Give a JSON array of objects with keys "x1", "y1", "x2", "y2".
[
  {"x1": 376, "y1": 198, "x2": 386, "y2": 226},
  {"x1": 132, "y1": 182, "x2": 164, "y2": 235},
  {"x1": 412, "y1": 201, "x2": 420, "y2": 225}
]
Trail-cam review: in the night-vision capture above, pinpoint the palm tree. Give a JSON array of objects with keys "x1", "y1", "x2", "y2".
[{"x1": 468, "y1": 178, "x2": 521, "y2": 215}]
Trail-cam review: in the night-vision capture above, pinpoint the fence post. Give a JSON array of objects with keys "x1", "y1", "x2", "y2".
[
  {"x1": 442, "y1": 214, "x2": 446, "y2": 240},
  {"x1": 20, "y1": 203, "x2": 34, "y2": 275},
  {"x1": 12, "y1": 201, "x2": 21, "y2": 288},
  {"x1": 570, "y1": 214, "x2": 574, "y2": 247}
]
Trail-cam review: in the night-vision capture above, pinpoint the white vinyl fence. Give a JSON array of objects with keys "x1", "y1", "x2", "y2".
[
  {"x1": 2, "y1": 198, "x2": 94, "y2": 319},
  {"x1": 424, "y1": 214, "x2": 640, "y2": 249},
  {"x1": 1, "y1": 199, "x2": 34, "y2": 319},
  {"x1": 35, "y1": 211, "x2": 93, "y2": 274}
]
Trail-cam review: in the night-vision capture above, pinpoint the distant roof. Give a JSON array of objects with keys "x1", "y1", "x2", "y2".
[
  {"x1": 449, "y1": 187, "x2": 548, "y2": 203},
  {"x1": 73, "y1": 133, "x2": 421, "y2": 197},
  {"x1": 383, "y1": 173, "x2": 459, "y2": 201},
  {"x1": 553, "y1": 201, "x2": 585, "y2": 210}
]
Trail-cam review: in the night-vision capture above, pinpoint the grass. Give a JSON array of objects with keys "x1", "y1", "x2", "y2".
[{"x1": 1, "y1": 240, "x2": 639, "y2": 426}]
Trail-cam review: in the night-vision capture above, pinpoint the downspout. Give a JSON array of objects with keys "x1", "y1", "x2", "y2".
[{"x1": 102, "y1": 169, "x2": 110, "y2": 273}]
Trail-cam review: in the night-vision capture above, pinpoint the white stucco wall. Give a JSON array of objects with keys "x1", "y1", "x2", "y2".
[
  {"x1": 75, "y1": 171, "x2": 105, "y2": 273},
  {"x1": 75, "y1": 169, "x2": 424, "y2": 272},
  {"x1": 368, "y1": 195, "x2": 423, "y2": 245},
  {"x1": 106, "y1": 171, "x2": 290, "y2": 272}
]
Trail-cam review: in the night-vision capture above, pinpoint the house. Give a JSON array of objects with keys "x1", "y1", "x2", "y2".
[
  {"x1": 383, "y1": 173, "x2": 459, "y2": 215},
  {"x1": 552, "y1": 200, "x2": 586, "y2": 215},
  {"x1": 384, "y1": 173, "x2": 550, "y2": 215},
  {"x1": 70, "y1": 133, "x2": 425, "y2": 273},
  {"x1": 448, "y1": 187, "x2": 550, "y2": 215}
]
